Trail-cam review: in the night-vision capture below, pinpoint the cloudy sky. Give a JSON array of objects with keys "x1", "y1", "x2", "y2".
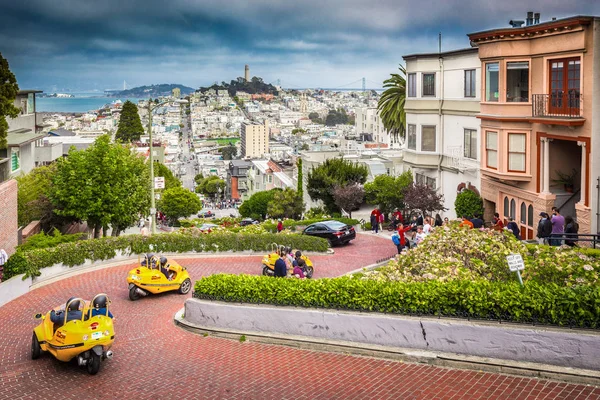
[{"x1": 2, "y1": 0, "x2": 599, "y2": 92}]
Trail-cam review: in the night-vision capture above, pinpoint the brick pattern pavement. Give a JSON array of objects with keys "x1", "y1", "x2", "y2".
[{"x1": 0, "y1": 234, "x2": 597, "y2": 399}]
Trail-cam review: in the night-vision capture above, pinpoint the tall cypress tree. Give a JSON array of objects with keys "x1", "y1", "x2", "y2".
[
  {"x1": 115, "y1": 100, "x2": 144, "y2": 142},
  {"x1": 0, "y1": 53, "x2": 20, "y2": 150}
]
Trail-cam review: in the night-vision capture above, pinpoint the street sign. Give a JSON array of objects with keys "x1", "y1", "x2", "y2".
[
  {"x1": 506, "y1": 254, "x2": 525, "y2": 271},
  {"x1": 154, "y1": 176, "x2": 165, "y2": 189},
  {"x1": 155, "y1": 193, "x2": 161, "y2": 200}
]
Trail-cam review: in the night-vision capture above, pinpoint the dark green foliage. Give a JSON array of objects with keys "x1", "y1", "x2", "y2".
[
  {"x1": 220, "y1": 144, "x2": 237, "y2": 160},
  {"x1": 296, "y1": 158, "x2": 303, "y2": 196},
  {"x1": 115, "y1": 100, "x2": 144, "y2": 142},
  {"x1": 266, "y1": 188, "x2": 304, "y2": 219},
  {"x1": 18, "y1": 230, "x2": 86, "y2": 252},
  {"x1": 109, "y1": 84, "x2": 195, "y2": 98},
  {"x1": 195, "y1": 175, "x2": 226, "y2": 197},
  {"x1": 198, "y1": 76, "x2": 278, "y2": 97},
  {"x1": 153, "y1": 162, "x2": 182, "y2": 190},
  {"x1": 16, "y1": 164, "x2": 57, "y2": 227},
  {"x1": 194, "y1": 275, "x2": 600, "y2": 329},
  {"x1": 238, "y1": 189, "x2": 281, "y2": 220},
  {"x1": 307, "y1": 158, "x2": 368, "y2": 213},
  {"x1": 364, "y1": 171, "x2": 413, "y2": 215},
  {"x1": 378, "y1": 64, "x2": 406, "y2": 140},
  {"x1": 0, "y1": 52, "x2": 20, "y2": 149},
  {"x1": 159, "y1": 187, "x2": 203, "y2": 223},
  {"x1": 325, "y1": 109, "x2": 348, "y2": 126},
  {"x1": 4, "y1": 232, "x2": 328, "y2": 279},
  {"x1": 454, "y1": 189, "x2": 484, "y2": 219}
]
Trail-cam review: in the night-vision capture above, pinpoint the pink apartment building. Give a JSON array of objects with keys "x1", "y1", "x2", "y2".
[{"x1": 468, "y1": 15, "x2": 600, "y2": 238}]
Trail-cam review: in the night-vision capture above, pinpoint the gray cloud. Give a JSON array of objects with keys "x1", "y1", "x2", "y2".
[{"x1": 1, "y1": 0, "x2": 599, "y2": 90}]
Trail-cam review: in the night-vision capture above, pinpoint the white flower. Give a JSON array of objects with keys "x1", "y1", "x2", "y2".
[{"x1": 583, "y1": 264, "x2": 594, "y2": 271}]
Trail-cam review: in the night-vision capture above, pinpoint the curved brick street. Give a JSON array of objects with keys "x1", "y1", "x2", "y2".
[{"x1": 0, "y1": 234, "x2": 598, "y2": 400}]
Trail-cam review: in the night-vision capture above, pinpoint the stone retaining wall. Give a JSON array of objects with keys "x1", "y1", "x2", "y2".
[{"x1": 184, "y1": 299, "x2": 600, "y2": 371}]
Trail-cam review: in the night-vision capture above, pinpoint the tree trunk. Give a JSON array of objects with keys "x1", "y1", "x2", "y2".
[
  {"x1": 102, "y1": 226, "x2": 108, "y2": 237},
  {"x1": 93, "y1": 224, "x2": 101, "y2": 239}
]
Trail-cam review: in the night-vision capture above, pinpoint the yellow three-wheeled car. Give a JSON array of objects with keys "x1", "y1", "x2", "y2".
[
  {"x1": 126, "y1": 254, "x2": 192, "y2": 301},
  {"x1": 32, "y1": 294, "x2": 115, "y2": 375}
]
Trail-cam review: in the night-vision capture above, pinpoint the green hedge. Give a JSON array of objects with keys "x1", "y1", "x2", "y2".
[
  {"x1": 3, "y1": 232, "x2": 328, "y2": 280},
  {"x1": 17, "y1": 231, "x2": 87, "y2": 252},
  {"x1": 194, "y1": 274, "x2": 600, "y2": 329}
]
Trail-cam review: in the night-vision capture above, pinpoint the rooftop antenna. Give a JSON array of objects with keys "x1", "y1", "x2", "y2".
[{"x1": 438, "y1": 32, "x2": 442, "y2": 54}]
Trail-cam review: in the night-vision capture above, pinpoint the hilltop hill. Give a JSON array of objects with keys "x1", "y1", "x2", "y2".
[
  {"x1": 198, "y1": 76, "x2": 278, "y2": 97},
  {"x1": 108, "y1": 84, "x2": 195, "y2": 98}
]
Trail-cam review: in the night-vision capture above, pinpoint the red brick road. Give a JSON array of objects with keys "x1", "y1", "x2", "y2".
[{"x1": 0, "y1": 234, "x2": 597, "y2": 399}]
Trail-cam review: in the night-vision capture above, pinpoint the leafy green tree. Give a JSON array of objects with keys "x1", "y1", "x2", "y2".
[
  {"x1": 307, "y1": 158, "x2": 368, "y2": 213},
  {"x1": 325, "y1": 109, "x2": 349, "y2": 126},
  {"x1": 300, "y1": 143, "x2": 310, "y2": 151},
  {"x1": 153, "y1": 162, "x2": 181, "y2": 190},
  {"x1": 292, "y1": 128, "x2": 306, "y2": 135},
  {"x1": 239, "y1": 189, "x2": 281, "y2": 220},
  {"x1": 308, "y1": 112, "x2": 319, "y2": 121},
  {"x1": 364, "y1": 171, "x2": 413, "y2": 215},
  {"x1": 16, "y1": 164, "x2": 56, "y2": 227},
  {"x1": 0, "y1": 53, "x2": 20, "y2": 149},
  {"x1": 50, "y1": 135, "x2": 150, "y2": 238},
  {"x1": 115, "y1": 100, "x2": 144, "y2": 142},
  {"x1": 194, "y1": 173, "x2": 204, "y2": 185},
  {"x1": 378, "y1": 65, "x2": 406, "y2": 142},
  {"x1": 159, "y1": 187, "x2": 202, "y2": 224},
  {"x1": 403, "y1": 182, "x2": 446, "y2": 217},
  {"x1": 454, "y1": 189, "x2": 484, "y2": 219},
  {"x1": 220, "y1": 144, "x2": 237, "y2": 160},
  {"x1": 267, "y1": 188, "x2": 304, "y2": 219},
  {"x1": 195, "y1": 175, "x2": 225, "y2": 198},
  {"x1": 333, "y1": 183, "x2": 364, "y2": 218}
]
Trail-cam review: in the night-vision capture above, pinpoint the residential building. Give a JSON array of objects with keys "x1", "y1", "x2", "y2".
[
  {"x1": 355, "y1": 107, "x2": 401, "y2": 148},
  {"x1": 226, "y1": 160, "x2": 252, "y2": 200},
  {"x1": 0, "y1": 90, "x2": 46, "y2": 179},
  {"x1": 468, "y1": 15, "x2": 600, "y2": 236},
  {"x1": 246, "y1": 159, "x2": 294, "y2": 197},
  {"x1": 403, "y1": 48, "x2": 482, "y2": 216},
  {"x1": 240, "y1": 120, "x2": 269, "y2": 158}
]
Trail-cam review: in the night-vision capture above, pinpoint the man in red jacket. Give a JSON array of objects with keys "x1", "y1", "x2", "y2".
[{"x1": 397, "y1": 224, "x2": 413, "y2": 251}]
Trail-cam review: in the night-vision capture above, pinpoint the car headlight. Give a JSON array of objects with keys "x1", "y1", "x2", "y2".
[{"x1": 130, "y1": 274, "x2": 140, "y2": 281}]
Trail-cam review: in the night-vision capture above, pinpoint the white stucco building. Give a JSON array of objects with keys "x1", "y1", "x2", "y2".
[
  {"x1": 354, "y1": 107, "x2": 401, "y2": 148},
  {"x1": 402, "y1": 47, "x2": 482, "y2": 217}
]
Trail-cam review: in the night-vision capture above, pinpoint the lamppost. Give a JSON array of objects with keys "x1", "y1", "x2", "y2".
[{"x1": 148, "y1": 98, "x2": 188, "y2": 234}]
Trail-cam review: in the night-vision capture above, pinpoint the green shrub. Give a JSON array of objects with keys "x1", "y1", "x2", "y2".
[
  {"x1": 194, "y1": 274, "x2": 600, "y2": 328},
  {"x1": 18, "y1": 230, "x2": 87, "y2": 252},
  {"x1": 3, "y1": 252, "x2": 29, "y2": 280},
  {"x1": 10, "y1": 232, "x2": 328, "y2": 279},
  {"x1": 454, "y1": 189, "x2": 484, "y2": 219}
]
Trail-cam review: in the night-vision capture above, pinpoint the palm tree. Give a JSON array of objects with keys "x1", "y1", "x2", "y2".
[{"x1": 377, "y1": 65, "x2": 406, "y2": 143}]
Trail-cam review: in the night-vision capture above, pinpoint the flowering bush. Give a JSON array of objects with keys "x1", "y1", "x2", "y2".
[{"x1": 364, "y1": 224, "x2": 599, "y2": 287}]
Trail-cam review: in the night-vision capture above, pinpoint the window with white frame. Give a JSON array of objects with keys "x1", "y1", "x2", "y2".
[
  {"x1": 422, "y1": 73, "x2": 435, "y2": 96},
  {"x1": 415, "y1": 173, "x2": 436, "y2": 189},
  {"x1": 407, "y1": 124, "x2": 416, "y2": 150},
  {"x1": 463, "y1": 129, "x2": 477, "y2": 159},
  {"x1": 421, "y1": 126, "x2": 436, "y2": 152},
  {"x1": 407, "y1": 73, "x2": 416, "y2": 97},
  {"x1": 508, "y1": 133, "x2": 526, "y2": 172},
  {"x1": 464, "y1": 69, "x2": 476, "y2": 97},
  {"x1": 486, "y1": 131, "x2": 498, "y2": 169}
]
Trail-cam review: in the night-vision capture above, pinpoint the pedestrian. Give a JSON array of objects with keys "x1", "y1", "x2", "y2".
[
  {"x1": 492, "y1": 212, "x2": 504, "y2": 231},
  {"x1": 277, "y1": 219, "x2": 283, "y2": 233},
  {"x1": 0, "y1": 248, "x2": 7, "y2": 281},
  {"x1": 443, "y1": 217, "x2": 449, "y2": 225},
  {"x1": 550, "y1": 207, "x2": 565, "y2": 246},
  {"x1": 506, "y1": 217, "x2": 521, "y2": 240},
  {"x1": 391, "y1": 230, "x2": 402, "y2": 254},
  {"x1": 274, "y1": 249, "x2": 287, "y2": 278},
  {"x1": 459, "y1": 216, "x2": 474, "y2": 229},
  {"x1": 470, "y1": 214, "x2": 484, "y2": 229},
  {"x1": 415, "y1": 226, "x2": 427, "y2": 245},
  {"x1": 423, "y1": 217, "x2": 432, "y2": 234},
  {"x1": 378, "y1": 211, "x2": 384, "y2": 232},
  {"x1": 536, "y1": 212, "x2": 552, "y2": 245},
  {"x1": 564, "y1": 216, "x2": 579, "y2": 247},
  {"x1": 370, "y1": 210, "x2": 379, "y2": 234},
  {"x1": 434, "y1": 214, "x2": 443, "y2": 227}
]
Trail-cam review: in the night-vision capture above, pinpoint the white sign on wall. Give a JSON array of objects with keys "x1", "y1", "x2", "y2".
[{"x1": 154, "y1": 177, "x2": 165, "y2": 189}]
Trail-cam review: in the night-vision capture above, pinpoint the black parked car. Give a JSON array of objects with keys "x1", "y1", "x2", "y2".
[
  {"x1": 302, "y1": 220, "x2": 356, "y2": 247},
  {"x1": 239, "y1": 218, "x2": 258, "y2": 226}
]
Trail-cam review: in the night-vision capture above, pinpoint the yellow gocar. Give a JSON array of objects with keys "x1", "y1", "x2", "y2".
[
  {"x1": 126, "y1": 254, "x2": 192, "y2": 301},
  {"x1": 32, "y1": 294, "x2": 115, "y2": 375},
  {"x1": 261, "y1": 245, "x2": 314, "y2": 278}
]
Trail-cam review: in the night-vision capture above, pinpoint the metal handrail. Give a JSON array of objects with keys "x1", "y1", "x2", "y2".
[{"x1": 532, "y1": 93, "x2": 582, "y2": 118}]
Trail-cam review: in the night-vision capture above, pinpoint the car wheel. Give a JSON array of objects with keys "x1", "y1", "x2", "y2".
[
  {"x1": 87, "y1": 352, "x2": 101, "y2": 375},
  {"x1": 179, "y1": 278, "x2": 192, "y2": 294},
  {"x1": 129, "y1": 286, "x2": 141, "y2": 301},
  {"x1": 262, "y1": 266, "x2": 273, "y2": 276},
  {"x1": 305, "y1": 266, "x2": 314, "y2": 279},
  {"x1": 31, "y1": 333, "x2": 41, "y2": 360}
]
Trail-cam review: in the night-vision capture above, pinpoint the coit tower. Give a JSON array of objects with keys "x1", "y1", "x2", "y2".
[{"x1": 245, "y1": 65, "x2": 250, "y2": 82}]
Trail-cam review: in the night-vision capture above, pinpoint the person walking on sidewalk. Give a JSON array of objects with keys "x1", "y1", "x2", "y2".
[{"x1": 370, "y1": 211, "x2": 379, "y2": 234}]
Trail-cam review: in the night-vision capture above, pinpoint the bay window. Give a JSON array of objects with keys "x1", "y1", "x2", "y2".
[
  {"x1": 485, "y1": 63, "x2": 499, "y2": 102},
  {"x1": 407, "y1": 73, "x2": 416, "y2": 97},
  {"x1": 421, "y1": 126, "x2": 436, "y2": 152},
  {"x1": 506, "y1": 62, "x2": 529, "y2": 102},
  {"x1": 463, "y1": 129, "x2": 477, "y2": 159},
  {"x1": 422, "y1": 73, "x2": 435, "y2": 97},
  {"x1": 407, "y1": 124, "x2": 416, "y2": 150},
  {"x1": 485, "y1": 131, "x2": 498, "y2": 169},
  {"x1": 508, "y1": 133, "x2": 526, "y2": 172}
]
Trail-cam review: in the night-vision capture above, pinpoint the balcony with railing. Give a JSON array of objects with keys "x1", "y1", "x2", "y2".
[{"x1": 531, "y1": 93, "x2": 585, "y2": 126}]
